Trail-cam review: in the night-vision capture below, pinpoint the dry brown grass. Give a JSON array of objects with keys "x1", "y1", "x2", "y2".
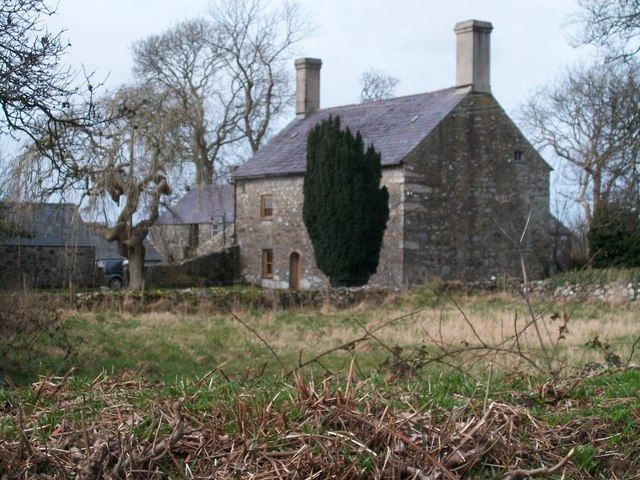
[{"x1": 41, "y1": 286, "x2": 639, "y2": 382}]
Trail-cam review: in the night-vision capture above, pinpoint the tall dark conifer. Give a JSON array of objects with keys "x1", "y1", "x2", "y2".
[{"x1": 303, "y1": 115, "x2": 389, "y2": 287}]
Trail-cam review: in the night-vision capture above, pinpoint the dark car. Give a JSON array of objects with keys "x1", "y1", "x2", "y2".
[{"x1": 96, "y1": 259, "x2": 126, "y2": 289}]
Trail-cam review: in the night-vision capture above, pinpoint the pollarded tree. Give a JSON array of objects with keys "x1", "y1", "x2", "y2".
[
  {"x1": 9, "y1": 83, "x2": 180, "y2": 290},
  {"x1": 303, "y1": 116, "x2": 389, "y2": 287}
]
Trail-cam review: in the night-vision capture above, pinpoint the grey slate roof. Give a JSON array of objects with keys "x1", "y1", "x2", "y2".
[
  {"x1": 1, "y1": 203, "x2": 95, "y2": 247},
  {"x1": 233, "y1": 87, "x2": 466, "y2": 179},
  {"x1": 157, "y1": 183, "x2": 234, "y2": 225},
  {"x1": 1, "y1": 202, "x2": 163, "y2": 263}
]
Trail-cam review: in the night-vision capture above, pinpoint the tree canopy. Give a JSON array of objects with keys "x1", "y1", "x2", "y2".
[
  {"x1": 520, "y1": 1, "x2": 640, "y2": 256},
  {"x1": 303, "y1": 116, "x2": 389, "y2": 287},
  {"x1": 520, "y1": 61, "x2": 640, "y2": 228},
  {"x1": 573, "y1": 0, "x2": 640, "y2": 61}
]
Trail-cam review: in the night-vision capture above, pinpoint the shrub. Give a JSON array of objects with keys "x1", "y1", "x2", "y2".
[
  {"x1": 303, "y1": 116, "x2": 389, "y2": 287},
  {"x1": 589, "y1": 202, "x2": 640, "y2": 267}
]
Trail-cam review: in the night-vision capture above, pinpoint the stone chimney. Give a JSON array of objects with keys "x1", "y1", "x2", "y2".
[
  {"x1": 295, "y1": 57, "x2": 322, "y2": 117},
  {"x1": 454, "y1": 20, "x2": 493, "y2": 94}
]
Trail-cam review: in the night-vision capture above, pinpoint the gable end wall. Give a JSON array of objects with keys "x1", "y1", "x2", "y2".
[{"x1": 402, "y1": 93, "x2": 551, "y2": 283}]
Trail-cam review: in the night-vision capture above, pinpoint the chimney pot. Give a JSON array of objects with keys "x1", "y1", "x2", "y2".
[
  {"x1": 454, "y1": 20, "x2": 493, "y2": 94},
  {"x1": 295, "y1": 57, "x2": 322, "y2": 117}
]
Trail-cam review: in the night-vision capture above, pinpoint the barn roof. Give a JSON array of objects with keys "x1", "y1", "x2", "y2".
[
  {"x1": 232, "y1": 87, "x2": 465, "y2": 179},
  {"x1": 157, "y1": 183, "x2": 234, "y2": 225},
  {"x1": 0, "y1": 202, "x2": 95, "y2": 248}
]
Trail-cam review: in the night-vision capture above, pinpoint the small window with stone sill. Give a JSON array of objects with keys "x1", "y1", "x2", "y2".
[
  {"x1": 514, "y1": 150, "x2": 524, "y2": 162},
  {"x1": 261, "y1": 195, "x2": 273, "y2": 220}
]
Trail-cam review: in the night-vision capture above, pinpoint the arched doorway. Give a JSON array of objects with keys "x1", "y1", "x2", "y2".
[{"x1": 289, "y1": 252, "x2": 300, "y2": 289}]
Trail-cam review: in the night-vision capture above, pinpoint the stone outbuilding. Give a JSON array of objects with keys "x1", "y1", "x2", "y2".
[
  {"x1": 0, "y1": 202, "x2": 96, "y2": 288},
  {"x1": 232, "y1": 20, "x2": 555, "y2": 289},
  {"x1": 151, "y1": 183, "x2": 234, "y2": 262}
]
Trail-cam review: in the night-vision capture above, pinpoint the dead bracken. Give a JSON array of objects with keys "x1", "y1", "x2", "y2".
[{"x1": 0, "y1": 369, "x2": 638, "y2": 479}]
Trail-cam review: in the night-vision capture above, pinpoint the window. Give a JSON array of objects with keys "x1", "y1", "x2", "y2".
[
  {"x1": 261, "y1": 195, "x2": 273, "y2": 219},
  {"x1": 514, "y1": 150, "x2": 524, "y2": 162},
  {"x1": 262, "y1": 249, "x2": 273, "y2": 278}
]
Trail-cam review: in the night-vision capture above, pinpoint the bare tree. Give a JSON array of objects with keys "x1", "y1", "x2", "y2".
[
  {"x1": 132, "y1": 0, "x2": 308, "y2": 185},
  {"x1": 9, "y1": 83, "x2": 179, "y2": 290},
  {"x1": 132, "y1": 18, "x2": 235, "y2": 185},
  {"x1": 359, "y1": 68, "x2": 400, "y2": 103},
  {"x1": 572, "y1": 0, "x2": 640, "y2": 61},
  {"x1": 0, "y1": 0, "x2": 95, "y2": 139},
  {"x1": 213, "y1": 0, "x2": 307, "y2": 154},
  {"x1": 520, "y1": 60, "x2": 640, "y2": 252}
]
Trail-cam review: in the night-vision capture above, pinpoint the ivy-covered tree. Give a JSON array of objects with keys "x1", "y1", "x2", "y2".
[{"x1": 303, "y1": 115, "x2": 389, "y2": 287}]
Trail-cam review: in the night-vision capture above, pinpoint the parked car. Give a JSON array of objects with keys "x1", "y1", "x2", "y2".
[{"x1": 96, "y1": 259, "x2": 126, "y2": 289}]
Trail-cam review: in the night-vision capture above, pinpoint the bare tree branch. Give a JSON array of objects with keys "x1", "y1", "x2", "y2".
[
  {"x1": 9, "y1": 83, "x2": 179, "y2": 289},
  {"x1": 519, "y1": 60, "x2": 640, "y2": 251},
  {"x1": 131, "y1": 0, "x2": 310, "y2": 185},
  {"x1": 0, "y1": 0, "x2": 97, "y2": 140},
  {"x1": 360, "y1": 68, "x2": 400, "y2": 103},
  {"x1": 572, "y1": 0, "x2": 640, "y2": 61}
]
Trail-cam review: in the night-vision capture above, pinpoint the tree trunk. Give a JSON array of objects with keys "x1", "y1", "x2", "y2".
[{"x1": 127, "y1": 241, "x2": 146, "y2": 291}]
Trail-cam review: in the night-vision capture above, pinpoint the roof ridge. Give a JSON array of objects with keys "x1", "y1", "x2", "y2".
[{"x1": 316, "y1": 86, "x2": 459, "y2": 112}]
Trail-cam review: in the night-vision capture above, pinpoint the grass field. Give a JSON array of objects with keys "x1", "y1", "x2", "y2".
[
  {"x1": 4, "y1": 281, "x2": 639, "y2": 383},
  {"x1": 1, "y1": 280, "x2": 639, "y2": 477}
]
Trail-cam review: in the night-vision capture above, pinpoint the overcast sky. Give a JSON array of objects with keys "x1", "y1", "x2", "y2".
[{"x1": 49, "y1": 0, "x2": 594, "y2": 118}]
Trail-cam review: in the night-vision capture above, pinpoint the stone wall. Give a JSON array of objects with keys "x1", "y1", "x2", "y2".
[
  {"x1": 0, "y1": 245, "x2": 95, "y2": 289},
  {"x1": 234, "y1": 168, "x2": 404, "y2": 289},
  {"x1": 402, "y1": 93, "x2": 551, "y2": 283},
  {"x1": 235, "y1": 176, "x2": 323, "y2": 289},
  {"x1": 530, "y1": 278, "x2": 639, "y2": 305},
  {"x1": 72, "y1": 286, "x2": 393, "y2": 314},
  {"x1": 144, "y1": 246, "x2": 239, "y2": 288},
  {"x1": 151, "y1": 223, "x2": 219, "y2": 262}
]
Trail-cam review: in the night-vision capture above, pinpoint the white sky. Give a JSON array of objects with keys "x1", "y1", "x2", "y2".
[
  {"x1": 49, "y1": 0, "x2": 594, "y2": 117},
  {"x1": 45, "y1": 0, "x2": 594, "y2": 219}
]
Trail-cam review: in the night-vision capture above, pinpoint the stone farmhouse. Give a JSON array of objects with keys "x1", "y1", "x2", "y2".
[{"x1": 233, "y1": 19, "x2": 556, "y2": 289}]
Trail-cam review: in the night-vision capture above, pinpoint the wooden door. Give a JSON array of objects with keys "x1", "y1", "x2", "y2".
[{"x1": 289, "y1": 252, "x2": 300, "y2": 289}]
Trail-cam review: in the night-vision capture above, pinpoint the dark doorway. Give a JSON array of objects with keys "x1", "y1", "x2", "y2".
[{"x1": 289, "y1": 252, "x2": 300, "y2": 289}]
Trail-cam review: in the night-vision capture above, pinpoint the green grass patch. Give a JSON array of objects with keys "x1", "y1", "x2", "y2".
[
  {"x1": 3, "y1": 283, "x2": 639, "y2": 389},
  {"x1": 0, "y1": 366, "x2": 639, "y2": 478}
]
